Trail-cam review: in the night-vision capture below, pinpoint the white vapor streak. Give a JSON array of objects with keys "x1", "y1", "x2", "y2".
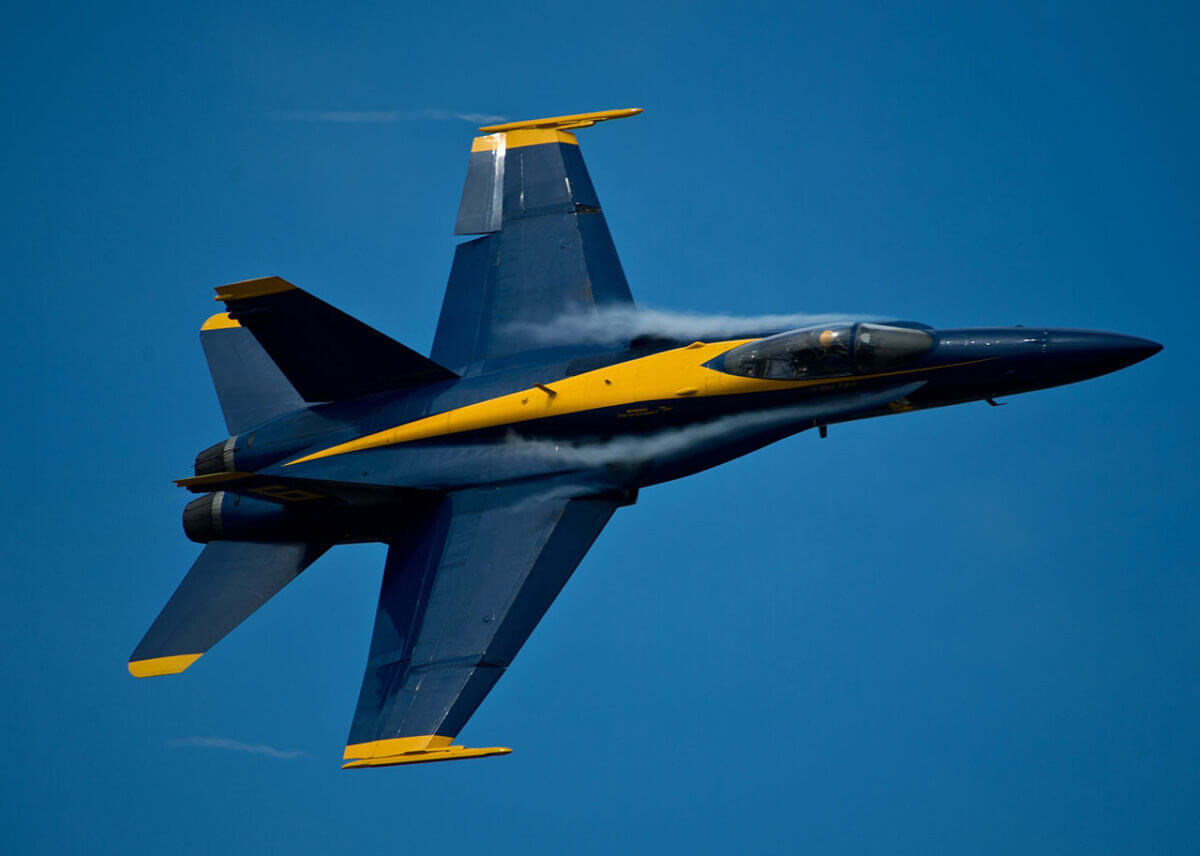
[
  {"x1": 168, "y1": 736, "x2": 307, "y2": 759},
  {"x1": 506, "y1": 306, "x2": 887, "y2": 346},
  {"x1": 269, "y1": 108, "x2": 507, "y2": 124},
  {"x1": 504, "y1": 402, "x2": 823, "y2": 469}
]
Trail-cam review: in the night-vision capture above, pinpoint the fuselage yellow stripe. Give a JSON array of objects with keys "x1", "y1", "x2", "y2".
[
  {"x1": 289, "y1": 340, "x2": 747, "y2": 465},
  {"x1": 285, "y1": 340, "x2": 989, "y2": 467}
]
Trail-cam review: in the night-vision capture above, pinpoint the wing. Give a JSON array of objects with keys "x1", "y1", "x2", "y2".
[
  {"x1": 430, "y1": 109, "x2": 641, "y2": 376},
  {"x1": 342, "y1": 484, "x2": 628, "y2": 768}
]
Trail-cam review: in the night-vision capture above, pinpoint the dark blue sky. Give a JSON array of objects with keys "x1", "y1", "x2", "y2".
[{"x1": 3, "y1": 1, "x2": 1197, "y2": 853}]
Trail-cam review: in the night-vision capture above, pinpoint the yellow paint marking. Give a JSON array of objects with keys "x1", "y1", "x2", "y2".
[
  {"x1": 479, "y1": 108, "x2": 641, "y2": 133},
  {"x1": 214, "y1": 276, "x2": 298, "y2": 302},
  {"x1": 287, "y1": 340, "x2": 746, "y2": 464},
  {"x1": 174, "y1": 472, "x2": 253, "y2": 489},
  {"x1": 128, "y1": 654, "x2": 202, "y2": 678},
  {"x1": 469, "y1": 109, "x2": 642, "y2": 152},
  {"x1": 201, "y1": 312, "x2": 240, "y2": 331},
  {"x1": 470, "y1": 133, "x2": 501, "y2": 153},
  {"x1": 342, "y1": 735, "x2": 511, "y2": 768},
  {"x1": 342, "y1": 746, "x2": 511, "y2": 768},
  {"x1": 286, "y1": 342, "x2": 992, "y2": 467},
  {"x1": 343, "y1": 735, "x2": 453, "y2": 759},
  {"x1": 472, "y1": 129, "x2": 578, "y2": 151}
]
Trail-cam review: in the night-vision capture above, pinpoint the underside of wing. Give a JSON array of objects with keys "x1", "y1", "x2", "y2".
[
  {"x1": 430, "y1": 109, "x2": 641, "y2": 376},
  {"x1": 343, "y1": 483, "x2": 628, "y2": 768}
]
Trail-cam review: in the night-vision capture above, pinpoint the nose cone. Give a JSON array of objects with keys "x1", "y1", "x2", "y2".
[{"x1": 1044, "y1": 330, "x2": 1163, "y2": 379}]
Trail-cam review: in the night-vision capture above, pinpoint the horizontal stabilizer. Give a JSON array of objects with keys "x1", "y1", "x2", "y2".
[
  {"x1": 217, "y1": 277, "x2": 458, "y2": 401},
  {"x1": 129, "y1": 540, "x2": 327, "y2": 677},
  {"x1": 175, "y1": 470, "x2": 434, "y2": 506}
]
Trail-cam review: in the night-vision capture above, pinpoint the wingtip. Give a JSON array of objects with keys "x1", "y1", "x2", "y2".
[
  {"x1": 341, "y1": 746, "x2": 512, "y2": 769},
  {"x1": 341, "y1": 735, "x2": 512, "y2": 769},
  {"x1": 128, "y1": 653, "x2": 202, "y2": 678},
  {"x1": 478, "y1": 107, "x2": 643, "y2": 134}
]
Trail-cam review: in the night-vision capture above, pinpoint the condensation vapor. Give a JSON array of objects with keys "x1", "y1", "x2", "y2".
[
  {"x1": 268, "y1": 108, "x2": 507, "y2": 124},
  {"x1": 506, "y1": 306, "x2": 890, "y2": 346},
  {"x1": 504, "y1": 402, "x2": 824, "y2": 470},
  {"x1": 168, "y1": 736, "x2": 307, "y2": 759}
]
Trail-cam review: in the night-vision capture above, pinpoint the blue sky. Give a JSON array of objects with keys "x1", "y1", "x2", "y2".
[{"x1": 2, "y1": 1, "x2": 1197, "y2": 853}]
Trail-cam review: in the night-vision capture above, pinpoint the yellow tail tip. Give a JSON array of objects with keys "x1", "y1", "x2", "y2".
[{"x1": 201, "y1": 312, "x2": 240, "y2": 331}]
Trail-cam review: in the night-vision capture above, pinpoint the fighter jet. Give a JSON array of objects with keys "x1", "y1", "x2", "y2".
[{"x1": 130, "y1": 108, "x2": 1161, "y2": 768}]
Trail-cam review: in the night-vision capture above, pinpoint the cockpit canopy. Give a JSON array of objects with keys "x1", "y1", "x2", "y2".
[{"x1": 710, "y1": 323, "x2": 934, "y2": 380}]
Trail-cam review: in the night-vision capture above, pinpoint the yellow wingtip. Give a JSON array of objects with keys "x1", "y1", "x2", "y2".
[
  {"x1": 341, "y1": 746, "x2": 512, "y2": 769},
  {"x1": 341, "y1": 735, "x2": 511, "y2": 769},
  {"x1": 478, "y1": 107, "x2": 642, "y2": 134},
  {"x1": 128, "y1": 653, "x2": 202, "y2": 678}
]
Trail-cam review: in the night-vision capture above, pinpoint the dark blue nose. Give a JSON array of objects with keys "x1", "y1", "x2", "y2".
[{"x1": 1044, "y1": 330, "x2": 1163, "y2": 375}]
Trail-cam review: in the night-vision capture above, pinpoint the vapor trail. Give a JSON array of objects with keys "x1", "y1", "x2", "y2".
[
  {"x1": 268, "y1": 108, "x2": 507, "y2": 124},
  {"x1": 505, "y1": 402, "x2": 828, "y2": 469},
  {"x1": 505, "y1": 306, "x2": 890, "y2": 346},
  {"x1": 168, "y1": 736, "x2": 307, "y2": 759}
]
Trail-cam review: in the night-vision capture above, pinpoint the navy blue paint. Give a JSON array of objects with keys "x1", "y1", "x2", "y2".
[
  {"x1": 431, "y1": 141, "x2": 633, "y2": 374},
  {"x1": 347, "y1": 487, "x2": 618, "y2": 743},
  {"x1": 454, "y1": 148, "x2": 503, "y2": 235},
  {"x1": 225, "y1": 285, "x2": 458, "y2": 402},
  {"x1": 201, "y1": 325, "x2": 305, "y2": 435},
  {"x1": 131, "y1": 540, "x2": 328, "y2": 662}
]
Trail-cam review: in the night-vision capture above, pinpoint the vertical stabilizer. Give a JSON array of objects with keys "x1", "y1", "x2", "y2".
[{"x1": 200, "y1": 312, "x2": 306, "y2": 434}]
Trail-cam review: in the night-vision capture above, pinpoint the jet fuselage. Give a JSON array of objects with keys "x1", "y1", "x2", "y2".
[{"x1": 206, "y1": 324, "x2": 1159, "y2": 507}]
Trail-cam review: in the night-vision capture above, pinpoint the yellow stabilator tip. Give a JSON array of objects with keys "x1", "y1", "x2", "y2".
[{"x1": 128, "y1": 653, "x2": 202, "y2": 678}]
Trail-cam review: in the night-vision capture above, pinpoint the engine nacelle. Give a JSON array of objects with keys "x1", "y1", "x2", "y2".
[
  {"x1": 182, "y1": 491, "x2": 304, "y2": 543},
  {"x1": 194, "y1": 439, "x2": 237, "y2": 476},
  {"x1": 182, "y1": 492, "x2": 410, "y2": 544}
]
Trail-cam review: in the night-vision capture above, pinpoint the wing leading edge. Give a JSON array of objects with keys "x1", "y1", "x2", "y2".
[{"x1": 343, "y1": 484, "x2": 628, "y2": 768}]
